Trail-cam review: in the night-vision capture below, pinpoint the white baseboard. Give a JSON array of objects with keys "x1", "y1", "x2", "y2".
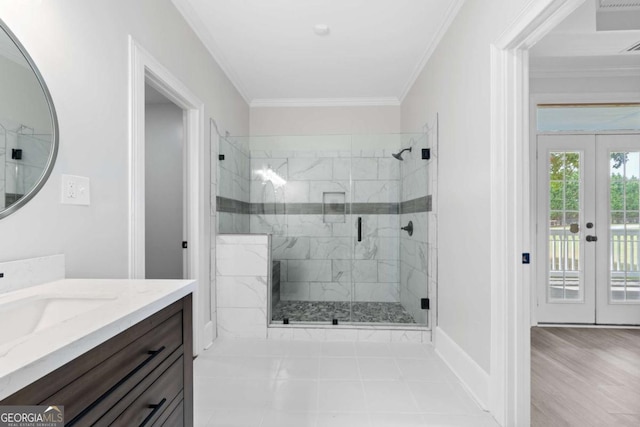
[{"x1": 435, "y1": 326, "x2": 490, "y2": 410}]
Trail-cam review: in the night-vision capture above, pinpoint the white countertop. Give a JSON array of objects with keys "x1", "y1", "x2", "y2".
[{"x1": 0, "y1": 278, "x2": 195, "y2": 401}]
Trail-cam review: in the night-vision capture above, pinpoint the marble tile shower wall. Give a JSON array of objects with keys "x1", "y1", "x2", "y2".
[
  {"x1": 217, "y1": 137, "x2": 250, "y2": 233},
  {"x1": 250, "y1": 148, "x2": 401, "y2": 304},
  {"x1": 399, "y1": 134, "x2": 431, "y2": 324}
]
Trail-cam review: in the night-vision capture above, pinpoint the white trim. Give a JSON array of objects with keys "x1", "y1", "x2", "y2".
[
  {"x1": 435, "y1": 327, "x2": 490, "y2": 409},
  {"x1": 170, "y1": 0, "x2": 251, "y2": 104},
  {"x1": 398, "y1": 0, "x2": 466, "y2": 103},
  {"x1": 489, "y1": 1, "x2": 586, "y2": 426},
  {"x1": 128, "y1": 36, "x2": 211, "y2": 355},
  {"x1": 250, "y1": 97, "x2": 401, "y2": 108}
]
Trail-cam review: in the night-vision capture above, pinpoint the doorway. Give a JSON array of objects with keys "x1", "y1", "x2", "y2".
[
  {"x1": 129, "y1": 37, "x2": 209, "y2": 354},
  {"x1": 144, "y1": 83, "x2": 186, "y2": 280},
  {"x1": 536, "y1": 133, "x2": 640, "y2": 325}
]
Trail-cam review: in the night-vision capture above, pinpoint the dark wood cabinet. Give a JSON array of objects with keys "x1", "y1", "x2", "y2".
[{"x1": 1, "y1": 294, "x2": 193, "y2": 427}]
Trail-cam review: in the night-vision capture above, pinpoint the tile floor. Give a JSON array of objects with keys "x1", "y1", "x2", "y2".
[{"x1": 194, "y1": 338, "x2": 499, "y2": 426}]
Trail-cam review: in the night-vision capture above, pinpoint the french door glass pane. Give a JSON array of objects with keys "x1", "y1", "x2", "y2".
[
  {"x1": 548, "y1": 151, "x2": 582, "y2": 301},
  {"x1": 609, "y1": 151, "x2": 640, "y2": 302}
]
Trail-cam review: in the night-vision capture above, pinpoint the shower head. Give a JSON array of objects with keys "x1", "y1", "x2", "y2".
[{"x1": 392, "y1": 147, "x2": 412, "y2": 161}]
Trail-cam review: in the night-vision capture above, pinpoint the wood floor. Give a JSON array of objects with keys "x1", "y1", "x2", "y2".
[{"x1": 531, "y1": 327, "x2": 640, "y2": 427}]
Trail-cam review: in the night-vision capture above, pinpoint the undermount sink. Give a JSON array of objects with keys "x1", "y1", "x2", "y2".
[{"x1": 0, "y1": 295, "x2": 116, "y2": 346}]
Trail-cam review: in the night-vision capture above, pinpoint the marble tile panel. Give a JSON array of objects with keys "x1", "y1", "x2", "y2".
[
  {"x1": 354, "y1": 236, "x2": 378, "y2": 260},
  {"x1": 378, "y1": 259, "x2": 399, "y2": 283},
  {"x1": 351, "y1": 158, "x2": 379, "y2": 180},
  {"x1": 331, "y1": 260, "x2": 352, "y2": 284},
  {"x1": 352, "y1": 260, "x2": 378, "y2": 283},
  {"x1": 283, "y1": 181, "x2": 310, "y2": 203},
  {"x1": 331, "y1": 221, "x2": 353, "y2": 237},
  {"x1": 251, "y1": 158, "x2": 288, "y2": 181},
  {"x1": 376, "y1": 237, "x2": 400, "y2": 260},
  {"x1": 250, "y1": 214, "x2": 287, "y2": 235},
  {"x1": 287, "y1": 215, "x2": 332, "y2": 237},
  {"x1": 309, "y1": 237, "x2": 351, "y2": 260},
  {"x1": 378, "y1": 157, "x2": 400, "y2": 180},
  {"x1": 288, "y1": 158, "x2": 333, "y2": 180},
  {"x1": 279, "y1": 259, "x2": 288, "y2": 282},
  {"x1": 309, "y1": 282, "x2": 351, "y2": 302},
  {"x1": 308, "y1": 180, "x2": 350, "y2": 203},
  {"x1": 217, "y1": 307, "x2": 267, "y2": 338},
  {"x1": 332, "y1": 158, "x2": 351, "y2": 180},
  {"x1": 250, "y1": 181, "x2": 285, "y2": 204},
  {"x1": 217, "y1": 276, "x2": 267, "y2": 308},
  {"x1": 217, "y1": 212, "x2": 234, "y2": 234},
  {"x1": 354, "y1": 282, "x2": 399, "y2": 303},
  {"x1": 401, "y1": 264, "x2": 428, "y2": 299},
  {"x1": 217, "y1": 234, "x2": 269, "y2": 245},
  {"x1": 271, "y1": 236, "x2": 310, "y2": 260},
  {"x1": 354, "y1": 181, "x2": 399, "y2": 203},
  {"x1": 377, "y1": 215, "x2": 400, "y2": 237},
  {"x1": 216, "y1": 243, "x2": 269, "y2": 277},
  {"x1": 287, "y1": 260, "x2": 332, "y2": 282},
  {"x1": 281, "y1": 282, "x2": 311, "y2": 301}
]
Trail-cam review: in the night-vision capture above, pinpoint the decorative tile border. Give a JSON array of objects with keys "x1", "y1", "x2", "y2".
[
  {"x1": 218, "y1": 195, "x2": 432, "y2": 216},
  {"x1": 399, "y1": 195, "x2": 431, "y2": 214}
]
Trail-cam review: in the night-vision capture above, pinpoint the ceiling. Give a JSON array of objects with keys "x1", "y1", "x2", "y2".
[
  {"x1": 530, "y1": 0, "x2": 640, "y2": 72},
  {"x1": 172, "y1": 0, "x2": 462, "y2": 106}
]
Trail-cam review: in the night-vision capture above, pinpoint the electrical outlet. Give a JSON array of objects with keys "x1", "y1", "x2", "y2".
[{"x1": 61, "y1": 175, "x2": 90, "y2": 205}]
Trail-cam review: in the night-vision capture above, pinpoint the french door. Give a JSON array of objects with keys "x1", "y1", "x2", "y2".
[{"x1": 537, "y1": 134, "x2": 640, "y2": 325}]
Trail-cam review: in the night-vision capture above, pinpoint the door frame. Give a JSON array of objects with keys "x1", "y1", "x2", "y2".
[
  {"x1": 489, "y1": 0, "x2": 586, "y2": 425},
  {"x1": 128, "y1": 37, "x2": 210, "y2": 355}
]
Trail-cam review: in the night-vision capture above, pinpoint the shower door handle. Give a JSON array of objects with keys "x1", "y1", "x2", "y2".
[{"x1": 357, "y1": 217, "x2": 362, "y2": 242}]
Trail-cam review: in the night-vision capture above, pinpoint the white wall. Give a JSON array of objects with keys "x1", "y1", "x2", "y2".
[
  {"x1": 0, "y1": 0, "x2": 249, "y2": 279},
  {"x1": 145, "y1": 102, "x2": 183, "y2": 279},
  {"x1": 401, "y1": 0, "x2": 530, "y2": 372},
  {"x1": 531, "y1": 74, "x2": 640, "y2": 94},
  {"x1": 250, "y1": 105, "x2": 401, "y2": 135}
]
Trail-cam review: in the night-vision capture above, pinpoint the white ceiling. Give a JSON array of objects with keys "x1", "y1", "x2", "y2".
[
  {"x1": 530, "y1": 0, "x2": 640, "y2": 57},
  {"x1": 172, "y1": 0, "x2": 462, "y2": 106}
]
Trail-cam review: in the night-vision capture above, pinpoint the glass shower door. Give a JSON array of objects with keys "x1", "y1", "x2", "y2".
[{"x1": 349, "y1": 134, "x2": 407, "y2": 323}]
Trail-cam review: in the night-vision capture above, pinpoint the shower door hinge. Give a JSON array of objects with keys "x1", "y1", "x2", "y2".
[
  {"x1": 421, "y1": 148, "x2": 431, "y2": 160},
  {"x1": 421, "y1": 298, "x2": 430, "y2": 310},
  {"x1": 182, "y1": 241, "x2": 188, "y2": 249}
]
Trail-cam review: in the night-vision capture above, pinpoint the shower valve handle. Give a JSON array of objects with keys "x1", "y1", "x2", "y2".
[{"x1": 401, "y1": 221, "x2": 414, "y2": 236}]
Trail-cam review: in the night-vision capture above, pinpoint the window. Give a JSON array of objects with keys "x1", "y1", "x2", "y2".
[{"x1": 537, "y1": 104, "x2": 640, "y2": 132}]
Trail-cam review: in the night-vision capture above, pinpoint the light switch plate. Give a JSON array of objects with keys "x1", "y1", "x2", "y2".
[{"x1": 61, "y1": 174, "x2": 90, "y2": 205}]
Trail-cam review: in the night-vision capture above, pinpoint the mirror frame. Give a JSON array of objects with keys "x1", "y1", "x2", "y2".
[{"x1": 0, "y1": 17, "x2": 59, "y2": 220}]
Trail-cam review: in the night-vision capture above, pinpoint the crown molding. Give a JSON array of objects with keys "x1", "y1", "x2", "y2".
[
  {"x1": 398, "y1": 0, "x2": 466, "y2": 103},
  {"x1": 171, "y1": 0, "x2": 251, "y2": 104},
  {"x1": 250, "y1": 97, "x2": 401, "y2": 108}
]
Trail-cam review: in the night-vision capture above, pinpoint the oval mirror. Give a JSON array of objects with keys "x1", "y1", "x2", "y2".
[{"x1": 0, "y1": 18, "x2": 58, "y2": 219}]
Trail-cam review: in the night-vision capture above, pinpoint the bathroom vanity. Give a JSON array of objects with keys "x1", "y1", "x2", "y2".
[{"x1": 0, "y1": 278, "x2": 195, "y2": 426}]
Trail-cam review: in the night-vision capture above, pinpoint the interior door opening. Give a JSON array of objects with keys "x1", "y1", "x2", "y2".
[{"x1": 144, "y1": 83, "x2": 187, "y2": 280}]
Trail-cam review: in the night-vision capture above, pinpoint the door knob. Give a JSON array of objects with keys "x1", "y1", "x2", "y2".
[{"x1": 586, "y1": 235, "x2": 598, "y2": 242}]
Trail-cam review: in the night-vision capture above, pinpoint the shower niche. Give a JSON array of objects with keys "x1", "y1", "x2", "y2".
[{"x1": 216, "y1": 133, "x2": 430, "y2": 327}]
